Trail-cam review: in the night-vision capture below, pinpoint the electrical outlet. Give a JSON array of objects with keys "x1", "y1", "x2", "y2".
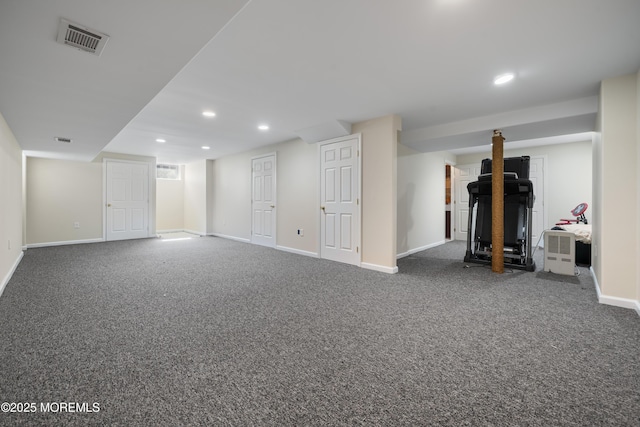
[{"x1": 74, "y1": 222, "x2": 80, "y2": 229}]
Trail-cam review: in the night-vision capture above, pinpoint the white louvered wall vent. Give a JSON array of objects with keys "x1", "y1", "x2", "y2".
[{"x1": 56, "y1": 19, "x2": 109, "y2": 56}]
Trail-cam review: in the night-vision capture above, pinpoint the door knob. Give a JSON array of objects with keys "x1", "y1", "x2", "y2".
[
  {"x1": 107, "y1": 203, "x2": 112, "y2": 207},
  {"x1": 321, "y1": 206, "x2": 325, "y2": 212},
  {"x1": 270, "y1": 204, "x2": 275, "y2": 208}
]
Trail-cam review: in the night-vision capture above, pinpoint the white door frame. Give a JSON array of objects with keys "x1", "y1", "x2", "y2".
[
  {"x1": 445, "y1": 160, "x2": 456, "y2": 240},
  {"x1": 318, "y1": 134, "x2": 362, "y2": 266},
  {"x1": 250, "y1": 152, "x2": 277, "y2": 248},
  {"x1": 102, "y1": 158, "x2": 154, "y2": 241},
  {"x1": 530, "y1": 155, "x2": 548, "y2": 246},
  {"x1": 453, "y1": 163, "x2": 482, "y2": 241}
]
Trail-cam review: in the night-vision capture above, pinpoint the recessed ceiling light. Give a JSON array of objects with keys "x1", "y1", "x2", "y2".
[
  {"x1": 156, "y1": 138, "x2": 166, "y2": 143},
  {"x1": 258, "y1": 124, "x2": 269, "y2": 131},
  {"x1": 494, "y1": 73, "x2": 515, "y2": 85},
  {"x1": 202, "y1": 146, "x2": 210, "y2": 150},
  {"x1": 202, "y1": 111, "x2": 216, "y2": 117}
]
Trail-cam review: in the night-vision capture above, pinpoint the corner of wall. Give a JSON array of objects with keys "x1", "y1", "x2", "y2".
[
  {"x1": 353, "y1": 114, "x2": 401, "y2": 271},
  {"x1": 0, "y1": 112, "x2": 24, "y2": 298},
  {"x1": 596, "y1": 73, "x2": 639, "y2": 305},
  {"x1": 636, "y1": 69, "x2": 640, "y2": 305}
]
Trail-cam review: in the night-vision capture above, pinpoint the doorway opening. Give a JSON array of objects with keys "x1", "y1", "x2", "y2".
[{"x1": 445, "y1": 164, "x2": 452, "y2": 240}]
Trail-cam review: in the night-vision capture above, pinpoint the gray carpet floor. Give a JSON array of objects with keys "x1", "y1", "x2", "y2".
[{"x1": 0, "y1": 237, "x2": 638, "y2": 426}]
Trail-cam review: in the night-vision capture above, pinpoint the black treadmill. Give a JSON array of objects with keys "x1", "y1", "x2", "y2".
[{"x1": 464, "y1": 156, "x2": 536, "y2": 271}]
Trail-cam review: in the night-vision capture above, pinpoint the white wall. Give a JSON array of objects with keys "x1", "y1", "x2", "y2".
[
  {"x1": 25, "y1": 153, "x2": 212, "y2": 245},
  {"x1": 0, "y1": 113, "x2": 23, "y2": 296},
  {"x1": 156, "y1": 165, "x2": 184, "y2": 232},
  {"x1": 271, "y1": 142, "x2": 318, "y2": 254},
  {"x1": 184, "y1": 160, "x2": 208, "y2": 235},
  {"x1": 637, "y1": 70, "x2": 640, "y2": 309},
  {"x1": 354, "y1": 114, "x2": 401, "y2": 271},
  {"x1": 397, "y1": 143, "x2": 456, "y2": 257},
  {"x1": 211, "y1": 138, "x2": 318, "y2": 252},
  {"x1": 455, "y1": 140, "x2": 593, "y2": 230},
  {"x1": 211, "y1": 150, "x2": 254, "y2": 242},
  {"x1": 26, "y1": 157, "x2": 103, "y2": 245},
  {"x1": 26, "y1": 152, "x2": 156, "y2": 246},
  {"x1": 211, "y1": 114, "x2": 401, "y2": 271},
  {"x1": 594, "y1": 72, "x2": 639, "y2": 307}
]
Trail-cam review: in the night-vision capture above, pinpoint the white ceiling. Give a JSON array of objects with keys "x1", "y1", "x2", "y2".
[{"x1": 1, "y1": 0, "x2": 639, "y2": 164}]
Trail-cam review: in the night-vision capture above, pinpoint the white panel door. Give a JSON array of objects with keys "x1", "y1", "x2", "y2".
[
  {"x1": 251, "y1": 154, "x2": 276, "y2": 248},
  {"x1": 529, "y1": 157, "x2": 546, "y2": 247},
  {"x1": 454, "y1": 164, "x2": 482, "y2": 241},
  {"x1": 320, "y1": 136, "x2": 360, "y2": 266},
  {"x1": 106, "y1": 161, "x2": 149, "y2": 241}
]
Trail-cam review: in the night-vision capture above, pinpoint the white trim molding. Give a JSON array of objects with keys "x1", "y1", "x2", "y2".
[
  {"x1": 276, "y1": 245, "x2": 319, "y2": 258},
  {"x1": 209, "y1": 233, "x2": 251, "y2": 244},
  {"x1": 156, "y1": 229, "x2": 184, "y2": 234},
  {"x1": 27, "y1": 238, "x2": 105, "y2": 249},
  {"x1": 183, "y1": 229, "x2": 206, "y2": 237},
  {"x1": 591, "y1": 266, "x2": 640, "y2": 316},
  {"x1": 362, "y1": 262, "x2": 398, "y2": 274},
  {"x1": 397, "y1": 240, "x2": 446, "y2": 259},
  {"x1": 0, "y1": 251, "x2": 24, "y2": 299}
]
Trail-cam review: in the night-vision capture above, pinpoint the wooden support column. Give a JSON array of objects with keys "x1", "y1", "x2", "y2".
[{"x1": 491, "y1": 129, "x2": 504, "y2": 273}]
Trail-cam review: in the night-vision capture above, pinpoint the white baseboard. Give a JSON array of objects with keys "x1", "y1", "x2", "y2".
[
  {"x1": 397, "y1": 240, "x2": 446, "y2": 259},
  {"x1": 156, "y1": 229, "x2": 184, "y2": 234},
  {"x1": 210, "y1": 235, "x2": 319, "y2": 258},
  {"x1": 598, "y1": 293, "x2": 640, "y2": 313},
  {"x1": 361, "y1": 262, "x2": 398, "y2": 274},
  {"x1": 0, "y1": 251, "x2": 24, "y2": 299},
  {"x1": 590, "y1": 266, "x2": 640, "y2": 316},
  {"x1": 183, "y1": 229, "x2": 206, "y2": 236},
  {"x1": 27, "y1": 238, "x2": 104, "y2": 249},
  {"x1": 209, "y1": 233, "x2": 251, "y2": 244},
  {"x1": 276, "y1": 245, "x2": 319, "y2": 258},
  {"x1": 212, "y1": 232, "x2": 399, "y2": 274}
]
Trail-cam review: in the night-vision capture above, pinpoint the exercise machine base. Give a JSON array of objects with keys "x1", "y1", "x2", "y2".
[{"x1": 464, "y1": 250, "x2": 536, "y2": 271}]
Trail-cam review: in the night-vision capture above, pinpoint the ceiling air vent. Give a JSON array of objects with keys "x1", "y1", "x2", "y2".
[
  {"x1": 56, "y1": 18, "x2": 109, "y2": 56},
  {"x1": 54, "y1": 137, "x2": 73, "y2": 144}
]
